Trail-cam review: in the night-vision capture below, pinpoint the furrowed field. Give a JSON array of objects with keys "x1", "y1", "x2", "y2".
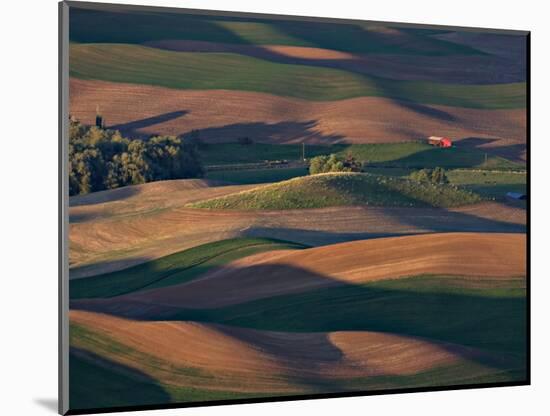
[{"x1": 70, "y1": 43, "x2": 525, "y2": 108}]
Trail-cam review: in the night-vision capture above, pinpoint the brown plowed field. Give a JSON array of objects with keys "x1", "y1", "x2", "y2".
[
  {"x1": 144, "y1": 40, "x2": 525, "y2": 84},
  {"x1": 69, "y1": 179, "x2": 526, "y2": 278},
  {"x1": 70, "y1": 179, "x2": 257, "y2": 223},
  {"x1": 70, "y1": 78, "x2": 526, "y2": 147},
  {"x1": 69, "y1": 193, "x2": 526, "y2": 279},
  {"x1": 70, "y1": 179, "x2": 227, "y2": 207},
  {"x1": 84, "y1": 233, "x2": 525, "y2": 310},
  {"x1": 71, "y1": 309, "x2": 476, "y2": 392}
]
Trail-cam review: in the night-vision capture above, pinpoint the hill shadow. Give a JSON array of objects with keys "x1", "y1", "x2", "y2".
[
  {"x1": 70, "y1": 255, "x2": 153, "y2": 281},
  {"x1": 213, "y1": 324, "x2": 351, "y2": 392},
  {"x1": 269, "y1": 21, "x2": 484, "y2": 56},
  {"x1": 69, "y1": 347, "x2": 171, "y2": 411},
  {"x1": 69, "y1": 211, "x2": 100, "y2": 223},
  {"x1": 241, "y1": 200, "x2": 525, "y2": 246},
  {"x1": 71, "y1": 259, "x2": 526, "y2": 377},
  {"x1": 70, "y1": 7, "x2": 250, "y2": 45},
  {"x1": 241, "y1": 227, "x2": 420, "y2": 247},
  {"x1": 380, "y1": 206, "x2": 525, "y2": 234},
  {"x1": 213, "y1": 315, "x2": 519, "y2": 393},
  {"x1": 201, "y1": 267, "x2": 526, "y2": 372},
  {"x1": 190, "y1": 120, "x2": 346, "y2": 144},
  {"x1": 101, "y1": 117, "x2": 344, "y2": 145},
  {"x1": 240, "y1": 219, "x2": 523, "y2": 249},
  {"x1": 458, "y1": 137, "x2": 527, "y2": 163},
  {"x1": 393, "y1": 100, "x2": 458, "y2": 122},
  {"x1": 69, "y1": 200, "x2": 525, "y2": 279},
  {"x1": 108, "y1": 110, "x2": 189, "y2": 138},
  {"x1": 368, "y1": 140, "x2": 524, "y2": 169},
  {"x1": 148, "y1": 35, "x2": 525, "y2": 86}
]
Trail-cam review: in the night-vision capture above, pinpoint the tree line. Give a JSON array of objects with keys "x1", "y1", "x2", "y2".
[
  {"x1": 69, "y1": 120, "x2": 203, "y2": 196},
  {"x1": 309, "y1": 153, "x2": 451, "y2": 184}
]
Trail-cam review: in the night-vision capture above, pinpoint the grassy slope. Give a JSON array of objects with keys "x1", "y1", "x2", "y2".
[
  {"x1": 70, "y1": 237, "x2": 526, "y2": 406},
  {"x1": 189, "y1": 172, "x2": 482, "y2": 210},
  {"x1": 200, "y1": 142, "x2": 523, "y2": 169},
  {"x1": 69, "y1": 44, "x2": 525, "y2": 108},
  {"x1": 359, "y1": 168, "x2": 526, "y2": 201},
  {"x1": 69, "y1": 352, "x2": 170, "y2": 410},
  {"x1": 206, "y1": 167, "x2": 309, "y2": 185},
  {"x1": 70, "y1": 8, "x2": 483, "y2": 56},
  {"x1": 173, "y1": 274, "x2": 526, "y2": 361},
  {"x1": 447, "y1": 170, "x2": 527, "y2": 199},
  {"x1": 70, "y1": 315, "x2": 522, "y2": 410},
  {"x1": 201, "y1": 143, "x2": 523, "y2": 189},
  {"x1": 70, "y1": 273, "x2": 525, "y2": 408},
  {"x1": 70, "y1": 324, "x2": 268, "y2": 411},
  {"x1": 335, "y1": 143, "x2": 523, "y2": 169},
  {"x1": 70, "y1": 238, "x2": 306, "y2": 299}
]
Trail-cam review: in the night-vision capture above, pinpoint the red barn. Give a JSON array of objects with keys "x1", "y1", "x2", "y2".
[{"x1": 428, "y1": 136, "x2": 452, "y2": 148}]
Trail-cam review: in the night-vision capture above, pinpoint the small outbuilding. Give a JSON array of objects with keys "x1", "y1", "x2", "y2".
[{"x1": 428, "y1": 136, "x2": 452, "y2": 148}]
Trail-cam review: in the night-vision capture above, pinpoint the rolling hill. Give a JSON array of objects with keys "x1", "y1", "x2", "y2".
[
  {"x1": 188, "y1": 172, "x2": 483, "y2": 210},
  {"x1": 144, "y1": 39, "x2": 525, "y2": 85},
  {"x1": 69, "y1": 178, "x2": 526, "y2": 278},
  {"x1": 69, "y1": 178, "x2": 258, "y2": 223},
  {"x1": 70, "y1": 232, "x2": 527, "y2": 408},
  {"x1": 73, "y1": 232, "x2": 526, "y2": 312},
  {"x1": 70, "y1": 237, "x2": 306, "y2": 299},
  {"x1": 70, "y1": 309, "x2": 505, "y2": 397},
  {"x1": 70, "y1": 43, "x2": 525, "y2": 108},
  {"x1": 69, "y1": 7, "x2": 485, "y2": 56},
  {"x1": 69, "y1": 79, "x2": 526, "y2": 151}
]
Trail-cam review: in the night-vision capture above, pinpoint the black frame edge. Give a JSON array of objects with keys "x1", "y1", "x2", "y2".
[
  {"x1": 59, "y1": 1, "x2": 70, "y2": 415},
  {"x1": 66, "y1": 380, "x2": 530, "y2": 415},
  {"x1": 525, "y1": 31, "x2": 531, "y2": 386}
]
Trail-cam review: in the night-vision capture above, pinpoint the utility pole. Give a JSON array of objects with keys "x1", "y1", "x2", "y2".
[
  {"x1": 484, "y1": 153, "x2": 488, "y2": 165},
  {"x1": 302, "y1": 142, "x2": 305, "y2": 161}
]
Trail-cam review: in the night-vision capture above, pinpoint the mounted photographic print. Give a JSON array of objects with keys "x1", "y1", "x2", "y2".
[{"x1": 58, "y1": 1, "x2": 529, "y2": 414}]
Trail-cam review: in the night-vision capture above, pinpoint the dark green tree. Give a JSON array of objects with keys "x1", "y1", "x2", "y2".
[
  {"x1": 68, "y1": 119, "x2": 204, "y2": 196},
  {"x1": 309, "y1": 153, "x2": 361, "y2": 175}
]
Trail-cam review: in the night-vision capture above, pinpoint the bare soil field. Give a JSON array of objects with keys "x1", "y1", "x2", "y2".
[
  {"x1": 70, "y1": 179, "x2": 226, "y2": 207},
  {"x1": 70, "y1": 78, "x2": 526, "y2": 148},
  {"x1": 77, "y1": 233, "x2": 525, "y2": 310},
  {"x1": 69, "y1": 203, "x2": 526, "y2": 279},
  {"x1": 69, "y1": 180, "x2": 526, "y2": 278},
  {"x1": 70, "y1": 179, "x2": 257, "y2": 223},
  {"x1": 144, "y1": 40, "x2": 525, "y2": 84},
  {"x1": 70, "y1": 309, "x2": 480, "y2": 392}
]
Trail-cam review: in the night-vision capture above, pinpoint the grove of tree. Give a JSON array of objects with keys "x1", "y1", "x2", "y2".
[
  {"x1": 69, "y1": 120, "x2": 203, "y2": 195},
  {"x1": 309, "y1": 153, "x2": 362, "y2": 175}
]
